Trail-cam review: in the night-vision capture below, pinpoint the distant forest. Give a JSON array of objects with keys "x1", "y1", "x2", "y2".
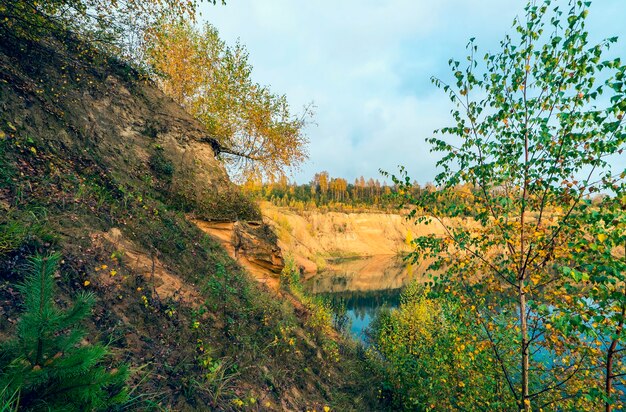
[
  {"x1": 246, "y1": 172, "x2": 607, "y2": 217},
  {"x1": 244, "y1": 172, "x2": 400, "y2": 211}
]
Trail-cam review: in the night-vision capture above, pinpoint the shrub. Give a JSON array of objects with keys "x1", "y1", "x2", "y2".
[
  {"x1": 279, "y1": 255, "x2": 301, "y2": 292},
  {"x1": 370, "y1": 282, "x2": 510, "y2": 410}
]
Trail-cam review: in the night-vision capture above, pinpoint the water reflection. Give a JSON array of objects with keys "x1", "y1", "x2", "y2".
[
  {"x1": 303, "y1": 255, "x2": 422, "y2": 341},
  {"x1": 318, "y1": 289, "x2": 403, "y2": 341}
]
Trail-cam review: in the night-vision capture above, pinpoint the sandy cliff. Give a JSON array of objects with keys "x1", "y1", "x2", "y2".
[{"x1": 260, "y1": 202, "x2": 451, "y2": 274}]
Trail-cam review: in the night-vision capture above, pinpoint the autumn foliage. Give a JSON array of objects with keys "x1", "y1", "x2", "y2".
[{"x1": 144, "y1": 20, "x2": 311, "y2": 182}]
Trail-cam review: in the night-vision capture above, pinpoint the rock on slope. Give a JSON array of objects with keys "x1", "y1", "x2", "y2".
[{"x1": 193, "y1": 220, "x2": 285, "y2": 290}]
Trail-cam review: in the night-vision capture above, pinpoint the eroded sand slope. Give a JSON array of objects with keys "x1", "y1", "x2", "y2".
[{"x1": 261, "y1": 202, "x2": 453, "y2": 274}]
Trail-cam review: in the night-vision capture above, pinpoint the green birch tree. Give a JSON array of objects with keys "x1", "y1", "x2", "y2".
[{"x1": 389, "y1": 0, "x2": 626, "y2": 410}]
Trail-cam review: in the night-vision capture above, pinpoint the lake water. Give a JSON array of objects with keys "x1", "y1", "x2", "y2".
[
  {"x1": 304, "y1": 256, "x2": 626, "y2": 404},
  {"x1": 302, "y1": 255, "x2": 419, "y2": 341}
]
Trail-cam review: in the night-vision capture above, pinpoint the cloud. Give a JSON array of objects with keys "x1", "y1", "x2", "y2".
[{"x1": 200, "y1": 0, "x2": 626, "y2": 183}]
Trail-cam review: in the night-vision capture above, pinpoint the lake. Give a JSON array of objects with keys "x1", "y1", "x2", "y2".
[{"x1": 302, "y1": 255, "x2": 420, "y2": 341}]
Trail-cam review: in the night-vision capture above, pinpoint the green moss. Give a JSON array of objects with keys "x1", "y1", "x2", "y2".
[{"x1": 149, "y1": 146, "x2": 174, "y2": 181}]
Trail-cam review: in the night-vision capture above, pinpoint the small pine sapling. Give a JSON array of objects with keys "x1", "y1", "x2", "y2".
[{"x1": 0, "y1": 253, "x2": 129, "y2": 411}]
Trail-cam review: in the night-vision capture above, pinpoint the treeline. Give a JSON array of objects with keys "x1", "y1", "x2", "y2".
[
  {"x1": 244, "y1": 172, "x2": 398, "y2": 211},
  {"x1": 243, "y1": 172, "x2": 514, "y2": 216}
]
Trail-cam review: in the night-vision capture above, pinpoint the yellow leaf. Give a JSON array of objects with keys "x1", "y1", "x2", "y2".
[
  {"x1": 598, "y1": 233, "x2": 607, "y2": 242},
  {"x1": 83, "y1": 280, "x2": 91, "y2": 286}
]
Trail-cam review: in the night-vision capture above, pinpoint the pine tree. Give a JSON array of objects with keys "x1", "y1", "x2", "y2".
[{"x1": 0, "y1": 253, "x2": 129, "y2": 411}]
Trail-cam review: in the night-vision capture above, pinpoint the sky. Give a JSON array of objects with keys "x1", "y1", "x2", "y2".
[{"x1": 199, "y1": 0, "x2": 626, "y2": 185}]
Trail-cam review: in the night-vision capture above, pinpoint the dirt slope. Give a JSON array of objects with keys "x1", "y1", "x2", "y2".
[
  {"x1": 0, "y1": 32, "x2": 380, "y2": 411},
  {"x1": 0, "y1": 33, "x2": 257, "y2": 222}
]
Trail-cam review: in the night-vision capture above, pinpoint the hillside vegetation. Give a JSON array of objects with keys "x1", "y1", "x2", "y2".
[{"x1": 0, "y1": 30, "x2": 380, "y2": 411}]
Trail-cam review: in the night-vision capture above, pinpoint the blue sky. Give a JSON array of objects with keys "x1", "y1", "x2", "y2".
[{"x1": 200, "y1": 0, "x2": 626, "y2": 184}]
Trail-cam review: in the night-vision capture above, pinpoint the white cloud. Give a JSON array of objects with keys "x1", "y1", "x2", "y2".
[{"x1": 200, "y1": 0, "x2": 626, "y2": 183}]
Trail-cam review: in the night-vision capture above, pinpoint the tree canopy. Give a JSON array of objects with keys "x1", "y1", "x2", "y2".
[
  {"x1": 0, "y1": 0, "x2": 221, "y2": 64},
  {"x1": 144, "y1": 20, "x2": 311, "y2": 183}
]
